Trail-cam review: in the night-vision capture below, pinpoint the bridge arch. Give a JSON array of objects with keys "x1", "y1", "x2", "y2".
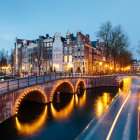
[
  {"x1": 50, "y1": 80, "x2": 74, "y2": 102},
  {"x1": 15, "y1": 105, "x2": 47, "y2": 136},
  {"x1": 13, "y1": 89, "x2": 47, "y2": 115},
  {"x1": 75, "y1": 79, "x2": 86, "y2": 93}
]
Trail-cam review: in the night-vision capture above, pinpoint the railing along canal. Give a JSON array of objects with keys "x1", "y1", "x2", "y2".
[{"x1": 0, "y1": 73, "x2": 138, "y2": 94}]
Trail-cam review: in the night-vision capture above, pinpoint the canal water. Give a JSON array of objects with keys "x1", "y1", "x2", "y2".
[{"x1": 0, "y1": 86, "x2": 119, "y2": 140}]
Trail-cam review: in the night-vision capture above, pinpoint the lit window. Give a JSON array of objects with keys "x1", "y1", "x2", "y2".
[
  {"x1": 47, "y1": 43, "x2": 49, "y2": 47},
  {"x1": 69, "y1": 55, "x2": 72, "y2": 62},
  {"x1": 64, "y1": 56, "x2": 67, "y2": 62}
]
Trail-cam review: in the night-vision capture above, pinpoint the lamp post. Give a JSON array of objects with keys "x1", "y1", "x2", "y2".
[{"x1": 99, "y1": 62, "x2": 102, "y2": 76}]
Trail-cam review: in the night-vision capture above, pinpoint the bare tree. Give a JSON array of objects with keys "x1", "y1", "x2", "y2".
[
  {"x1": 110, "y1": 25, "x2": 129, "y2": 70},
  {"x1": 119, "y1": 48, "x2": 133, "y2": 68},
  {"x1": 10, "y1": 49, "x2": 15, "y2": 76},
  {"x1": 0, "y1": 49, "x2": 8, "y2": 73},
  {"x1": 96, "y1": 21, "x2": 129, "y2": 70},
  {"x1": 96, "y1": 21, "x2": 112, "y2": 62},
  {"x1": 136, "y1": 41, "x2": 140, "y2": 55},
  {"x1": 32, "y1": 38, "x2": 44, "y2": 76}
]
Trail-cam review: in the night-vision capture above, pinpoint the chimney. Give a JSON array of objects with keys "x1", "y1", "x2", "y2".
[
  {"x1": 77, "y1": 30, "x2": 81, "y2": 34},
  {"x1": 46, "y1": 34, "x2": 49, "y2": 38}
]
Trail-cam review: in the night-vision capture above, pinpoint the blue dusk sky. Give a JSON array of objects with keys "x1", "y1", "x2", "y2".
[{"x1": 0, "y1": 0, "x2": 140, "y2": 59}]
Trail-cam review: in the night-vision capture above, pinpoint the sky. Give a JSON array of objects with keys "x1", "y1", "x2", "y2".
[{"x1": 0, "y1": 0, "x2": 140, "y2": 59}]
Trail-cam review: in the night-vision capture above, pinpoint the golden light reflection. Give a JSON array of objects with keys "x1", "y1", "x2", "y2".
[
  {"x1": 75, "y1": 91, "x2": 86, "y2": 107},
  {"x1": 75, "y1": 79, "x2": 86, "y2": 93},
  {"x1": 120, "y1": 78, "x2": 132, "y2": 99},
  {"x1": 51, "y1": 91, "x2": 86, "y2": 120},
  {"x1": 15, "y1": 106, "x2": 47, "y2": 136},
  {"x1": 51, "y1": 95, "x2": 75, "y2": 120},
  {"x1": 95, "y1": 92, "x2": 111, "y2": 118}
]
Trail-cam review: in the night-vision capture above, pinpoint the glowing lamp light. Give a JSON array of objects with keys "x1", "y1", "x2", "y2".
[
  {"x1": 14, "y1": 89, "x2": 47, "y2": 115},
  {"x1": 99, "y1": 62, "x2": 102, "y2": 66},
  {"x1": 105, "y1": 65, "x2": 108, "y2": 68}
]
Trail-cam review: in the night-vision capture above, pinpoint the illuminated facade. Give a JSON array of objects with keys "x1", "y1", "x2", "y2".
[
  {"x1": 52, "y1": 32, "x2": 64, "y2": 72},
  {"x1": 63, "y1": 31, "x2": 75, "y2": 72},
  {"x1": 14, "y1": 31, "x2": 106, "y2": 75}
]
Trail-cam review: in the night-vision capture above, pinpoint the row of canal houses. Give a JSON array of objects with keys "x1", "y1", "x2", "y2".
[{"x1": 14, "y1": 30, "x2": 106, "y2": 75}]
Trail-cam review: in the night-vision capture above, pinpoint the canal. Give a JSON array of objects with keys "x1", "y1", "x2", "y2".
[{"x1": 0, "y1": 85, "x2": 119, "y2": 140}]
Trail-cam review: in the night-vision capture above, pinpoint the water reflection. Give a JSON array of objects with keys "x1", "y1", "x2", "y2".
[
  {"x1": 75, "y1": 91, "x2": 86, "y2": 107},
  {"x1": 51, "y1": 91, "x2": 86, "y2": 120},
  {"x1": 51, "y1": 95, "x2": 74, "y2": 120},
  {"x1": 15, "y1": 106, "x2": 47, "y2": 137},
  {"x1": 0, "y1": 87, "x2": 119, "y2": 140},
  {"x1": 95, "y1": 92, "x2": 111, "y2": 118}
]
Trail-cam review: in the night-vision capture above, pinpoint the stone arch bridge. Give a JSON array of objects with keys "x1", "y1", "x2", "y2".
[{"x1": 0, "y1": 74, "x2": 139, "y2": 123}]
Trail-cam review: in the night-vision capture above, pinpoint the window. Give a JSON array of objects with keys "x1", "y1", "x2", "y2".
[
  {"x1": 81, "y1": 51, "x2": 84, "y2": 56},
  {"x1": 64, "y1": 47, "x2": 67, "y2": 54},
  {"x1": 78, "y1": 46, "x2": 80, "y2": 51},
  {"x1": 75, "y1": 52, "x2": 77, "y2": 56},
  {"x1": 78, "y1": 40, "x2": 80, "y2": 44},
  {"x1": 81, "y1": 45, "x2": 84, "y2": 50},
  {"x1": 67, "y1": 39, "x2": 70, "y2": 44},
  {"x1": 69, "y1": 47, "x2": 72, "y2": 53},
  {"x1": 69, "y1": 55, "x2": 72, "y2": 62},
  {"x1": 50, "y1": 42, "x2": 53, "y2": 46},
  {"x1": 47, "y1": 43, "x2": 49, "y2": 47},
  {"x1": 64, "y1": 55, "x2": 67, "y2": 62}
]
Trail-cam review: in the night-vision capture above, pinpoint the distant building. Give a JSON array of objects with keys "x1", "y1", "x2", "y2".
[
  {"x1": 15, "y1": 38, "x2": 32, "y2": 74},
  {"x1": 132, "y1": 59, "x2": 140, "y2": 71}
]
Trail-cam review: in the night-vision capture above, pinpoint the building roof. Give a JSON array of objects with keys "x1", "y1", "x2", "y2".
[
  {"x1": 16, "y1": 39, "x2": 32, "y2": 45},
  {"x1": 91, "y1": 41, "x2": 97, "y2": 48},
  {"x1": 70, "y1": 33, "x2": 76, "y2": 41},
  {"x1": 80, "y1": 33, "x2": 90, "y2": 44},
  {"x1": 61, "y1": 37, "x2": 65, "y2": 42}
]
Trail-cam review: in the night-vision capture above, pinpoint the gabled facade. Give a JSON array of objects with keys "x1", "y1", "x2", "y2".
[
  {"x1": 52, "y1": 32, "x2": 64, "y2": 72},
  {"x1": 63, "y1": 32, "x2": 75, "y2": 72}
]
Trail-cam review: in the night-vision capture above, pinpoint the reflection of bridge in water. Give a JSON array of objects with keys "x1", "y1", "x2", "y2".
[{"x1": 15, "y1": 91, "x2": 87, "y2": 136}]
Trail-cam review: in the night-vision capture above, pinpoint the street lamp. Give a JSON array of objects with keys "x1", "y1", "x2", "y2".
[
  {"x1": 99, "y1": 62, "x2": 102, "y2": 76},
  {"x1": 105, "y1": 64, "x2": 108, "y2": 75}
]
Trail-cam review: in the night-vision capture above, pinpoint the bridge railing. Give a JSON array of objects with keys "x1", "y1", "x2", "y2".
[{"x1": 0, "y1": 73, "x2": 139, "y2": 94}]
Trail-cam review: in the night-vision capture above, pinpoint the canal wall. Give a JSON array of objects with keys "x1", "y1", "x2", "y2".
[{"x1": 0, "y1": 76, "x2": 118, "y2": 124}]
